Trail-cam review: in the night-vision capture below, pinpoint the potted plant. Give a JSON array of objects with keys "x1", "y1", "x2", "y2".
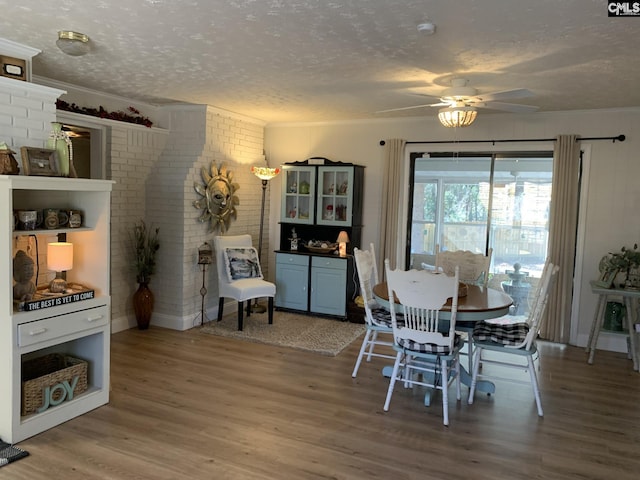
[
  {"x1": 130, "y1": 220, "x2": 160, "y2": 329},
  {"x1": 605, "y1": 244, "x2": 640, "y2": 289}
]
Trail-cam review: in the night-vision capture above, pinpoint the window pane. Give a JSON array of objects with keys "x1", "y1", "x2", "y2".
[
  {"x1": 410, "y1": 181, "x2": 437, "y2": 268},
  {"x1": 442, "y1": 181, "x2": 489, "y2": 253},
  {"x1": 490, "y1": 156, "x2": 552, "y2": 280}
]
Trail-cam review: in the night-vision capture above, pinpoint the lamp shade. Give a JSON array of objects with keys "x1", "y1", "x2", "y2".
[
  {"x1": 337, "y1": 231, "x2": 350, "y2": 257},
  {"x1": 336, "y1": 231, "x2": 350, "y2": 244},
  {"x1": 47, "y1": 242, "x2": 73, "y2": 272},
  {"x1": 438, "y1": 106, "x2": 477, "y2": 128},
  {"x1": 251, "y1": 166, "x2": 281, "y2": 181}
]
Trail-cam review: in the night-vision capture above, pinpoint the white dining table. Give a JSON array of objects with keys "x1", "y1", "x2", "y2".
[{"x1": 373, "y1": 282, "x2": 514, "y2": 404}]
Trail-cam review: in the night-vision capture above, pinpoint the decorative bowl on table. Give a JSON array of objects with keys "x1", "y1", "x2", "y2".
[{"x1": 305, "y1": 241, "x2": 338, "y2": 254}]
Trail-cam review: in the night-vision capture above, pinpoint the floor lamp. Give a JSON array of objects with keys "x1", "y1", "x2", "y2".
[{"x1": 250, "y1": 166, "x2": 281, "y2": 313}]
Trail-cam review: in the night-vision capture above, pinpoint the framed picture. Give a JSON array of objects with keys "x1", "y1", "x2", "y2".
[
  {"x1": 594, "y1": 269, "x2": 618, "y2": 288},
  {"x1": 20, "y1": 147, "x2": 60, "y2": 176},
  {"x1": 0, "y1": 55, "x2": 27, "y2": 82}
]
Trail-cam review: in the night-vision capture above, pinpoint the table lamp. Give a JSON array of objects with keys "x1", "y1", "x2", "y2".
[
  {"x1": 48, "y1": 242, "x2": 73, "y2": 293},
  {"x1": 337, "y1": 231, "x2": 350, "y2": 257}
]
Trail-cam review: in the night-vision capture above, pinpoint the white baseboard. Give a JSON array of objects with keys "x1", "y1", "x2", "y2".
[
  {"x1": 111, "y1": 304, "x2": 224, "y2": 333},
  {"x1": 575, "y1": 331, "x2": 629, "y2": 354}
]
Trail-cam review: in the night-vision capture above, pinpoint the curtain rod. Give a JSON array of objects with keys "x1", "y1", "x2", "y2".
[{"x1": 378, "y1": 134, "x2": 625, "y2": 146}]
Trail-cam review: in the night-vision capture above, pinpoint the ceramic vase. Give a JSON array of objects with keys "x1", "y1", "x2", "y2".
[
  {"x1": 46, "y1": 122, "x2": 70, "y2": 176},
  {"x1": 133, "y1": 280, "x2": 154, "y2": 330}
]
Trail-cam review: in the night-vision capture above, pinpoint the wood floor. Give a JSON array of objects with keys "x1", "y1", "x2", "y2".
[{"x1": 8, "y1": 324, "x2": 640, "y2": 480}]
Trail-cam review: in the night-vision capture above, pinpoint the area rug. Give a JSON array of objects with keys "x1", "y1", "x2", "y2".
[
  {"x1": 0, "y1": 440, "x2": 29, "y2": 467},
  {"x1": 200, "y1": 311, "x2": 365, "y2": 356}
]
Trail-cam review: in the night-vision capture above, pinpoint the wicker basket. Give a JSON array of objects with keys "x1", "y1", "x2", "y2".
[{"x1": 21, "y1": 353, "x2": 88, "y2": 416}]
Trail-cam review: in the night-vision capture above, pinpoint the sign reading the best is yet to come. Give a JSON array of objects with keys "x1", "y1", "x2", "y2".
[
  {"x1": 16, "y1": 288, "x2": 95, "y2": 312},
  {"x1": 608, "y1": 2, "x2": 640, "y2": 16}
]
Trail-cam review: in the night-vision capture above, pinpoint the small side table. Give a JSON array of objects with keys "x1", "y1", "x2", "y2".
[{"x1": 587, "y1": 281, "x2": 640, "y2": 371}]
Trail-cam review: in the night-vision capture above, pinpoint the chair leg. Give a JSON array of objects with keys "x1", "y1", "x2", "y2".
[
  {"x1": 455, "y1": 356, "x2": 461, "y2": 401},
  {"x1": 217, "y1": 297, "x2": 224, "y2": 321},
  {"x1": 527, "y1": 354, "x2": 544, "y2": 417},
  {"x1": 367, "y1": 331, "x2": 378, "y2": 361},
  {"x1": 468, "y1": 346, "x2": 482, "y2": 404},
  {"x1": 237, "y1": 302, "x2": 244, "y2": 331},
  {"x1": 352, "y1": 329, "x2": 373, "y2": 378},
  {"x1": 441, "y1": 358, "x2": 449, "y2": 426},
  {"x1": 383, "y1": 352, "x2": 402, "y2": 411},
  {"x1": 246, "y1": 300, "x2": 251, "y2": 318},
  {"x1": 268, "y1": 297, "x2": 274, "y2": 324}
]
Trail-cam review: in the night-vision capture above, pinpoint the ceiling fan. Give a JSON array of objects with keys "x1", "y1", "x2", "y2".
[{"x1": 377, "y1": 78, "x2": 539, "y2": 127}]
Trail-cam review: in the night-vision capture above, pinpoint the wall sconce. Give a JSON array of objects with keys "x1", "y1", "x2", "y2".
[
  {"x1": 336, "y1": 231, "x2": 350, "y2": 257},
  {"x1": 57, "y1": 31, "x2": 90, "y2": 56},
  {"x1": 47, "y1": 242, "x2": 73, "y2": 293}
]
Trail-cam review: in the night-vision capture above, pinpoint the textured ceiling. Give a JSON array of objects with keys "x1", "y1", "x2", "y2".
[{"x1": 0, "y1": 0, "x2": 638, "y2": 124}]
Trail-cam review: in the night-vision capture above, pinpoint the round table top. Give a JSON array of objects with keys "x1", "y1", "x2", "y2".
[{"x1": 372, "y1": 281, "x2": 513, "y2": 322}]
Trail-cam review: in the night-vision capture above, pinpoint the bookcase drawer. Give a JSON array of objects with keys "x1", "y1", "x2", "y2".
[{"x1": 17, "y1": 305, "x2": 109, "y2": 348}]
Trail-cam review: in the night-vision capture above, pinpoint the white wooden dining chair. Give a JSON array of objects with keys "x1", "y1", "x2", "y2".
[
  {"x1": 351, "y1": 244, "x2": 398, "y2": 377},
  {"x1": 214, "y1": 234, "x2": 275, "y2": 331},
  {"x1": 435, "y1": 244, "x2": 494, "y2": 376},
  {"x1": 383, "y1": 260, "x2": 462, "y2": 426},
  {"x1": 435, "y1": 244, "x2": 493, "y2": 287},
  {"x1": 467, "y1": 260, "x2": 559, "y2": 417}
]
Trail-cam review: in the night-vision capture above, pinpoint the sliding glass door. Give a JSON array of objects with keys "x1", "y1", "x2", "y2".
[{"x1": 407, "y1": 152, "x2": 553, "y2": 283}]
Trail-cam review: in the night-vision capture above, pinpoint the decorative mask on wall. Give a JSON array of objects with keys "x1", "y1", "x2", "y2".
[{"x1": 193, "y1": 162, "x2": 240, "y2": 233}]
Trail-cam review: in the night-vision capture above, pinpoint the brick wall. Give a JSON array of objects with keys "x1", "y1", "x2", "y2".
[
  {"x1": 0, "y1": 77, "x2": 62, "y2": 152},
  {"x1": 130, "y1": 105, "x2": 268, "y2": 331},
  {"x1": 2, "y1": 78, "x2": 269, "y2": 333}
]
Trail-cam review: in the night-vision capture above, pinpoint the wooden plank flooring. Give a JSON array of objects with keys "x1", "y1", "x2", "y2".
[{"x1": 8, "y1": 325, "x2": 640, "y2": 480}]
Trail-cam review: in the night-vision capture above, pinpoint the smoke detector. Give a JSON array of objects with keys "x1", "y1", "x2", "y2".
[{"x1": 417, "y1": 21, "x2": 436, "y2": 35}]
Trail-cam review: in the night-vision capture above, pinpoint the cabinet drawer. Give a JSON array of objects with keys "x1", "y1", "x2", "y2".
[
  {"x1": 18, "y1": 305, "x2": 109, "y2": 348},
  {"x1": 311, "y1": 256, "x2": 345, "y2": 270},
  {"x1": 276, "y1": 253, "x2": 309, "y2": 267}
]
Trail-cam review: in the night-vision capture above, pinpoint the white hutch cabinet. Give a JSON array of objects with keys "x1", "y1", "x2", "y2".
[
  {"x1": 275, "y1": 160, "x2": 364, "y2": 318},
  {"x1": 0, "y1": 175, "x2": 113, "y2": 443}
]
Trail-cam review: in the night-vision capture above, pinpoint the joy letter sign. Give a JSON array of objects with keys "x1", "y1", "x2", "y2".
[{"x1": 37, "y1": 376, "x2": 80, "y2": 413}]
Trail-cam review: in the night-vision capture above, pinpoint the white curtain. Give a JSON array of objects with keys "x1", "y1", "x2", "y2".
[
  {"x1": 377, "y1": 139, "x2": 406, "y2": 277},
  {"x1": 541, "y1": 134, "x2": 581, "y2": 343}
]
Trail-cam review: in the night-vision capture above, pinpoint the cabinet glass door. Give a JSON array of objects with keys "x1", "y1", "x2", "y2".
[
  {"x1": 282, "y1": 166, "x2": 315, "y2": 224},
  {"x1": 316, "y1": 166, "x2": 353, "y2": 226}
]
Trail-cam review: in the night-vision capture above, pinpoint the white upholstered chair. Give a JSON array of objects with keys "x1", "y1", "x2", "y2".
[
  {"x1": 468, "y1": 260, "x2": 559, "y2": 417},
  {"x1": 383, "y1": 261, "x2": 462, "y2": 426},
  {"x1": 214, "y1": 234, "x2": 275, "y2": 331},
  {"x1": 435, "y1": 244, "x2": 493, "y2": 287},
  {"x1": 351, "y1": 244, "x2": 397, "y2": 378}
]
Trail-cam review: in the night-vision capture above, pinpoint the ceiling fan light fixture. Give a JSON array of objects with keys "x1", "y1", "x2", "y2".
[
  {"x1": 438, "y1": 106, "x2": 477, "y2": 128},
  {"x1": 56, "y1": 30, "x2": 90, "y2": 56}
]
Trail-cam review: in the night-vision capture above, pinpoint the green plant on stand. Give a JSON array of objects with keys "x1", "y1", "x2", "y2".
[{"x1": 606, "y1": 244, "x2": 640, "y2": 289}]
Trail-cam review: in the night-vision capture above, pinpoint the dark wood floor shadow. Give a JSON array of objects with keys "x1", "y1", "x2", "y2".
[{"x1": 9, "y1": 326, "x2": 640, "y2": 480}]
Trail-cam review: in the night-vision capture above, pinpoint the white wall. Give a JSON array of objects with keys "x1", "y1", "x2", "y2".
[{"x1": 265, "y1": 108, "x2": 640, "y2": 351}]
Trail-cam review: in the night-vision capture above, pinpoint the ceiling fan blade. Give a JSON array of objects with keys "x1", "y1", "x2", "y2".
[
  {"x1": 375, "y1": 103, "x2": 438, "y2": 114},
  {"x1": 474, "y1": 88, "x2": 535, "y2": 102},
  {"x1": 475, "y1": 101, "x2": 539, "y2": 113}
]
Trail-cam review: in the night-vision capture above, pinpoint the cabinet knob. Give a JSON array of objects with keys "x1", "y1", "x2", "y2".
[
  {"x1": 86, "y1": 315, "x2": 104, "y2": 323},
  {"x1": 28, "y1": 328, "x2": 47, "y2": 336}
]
